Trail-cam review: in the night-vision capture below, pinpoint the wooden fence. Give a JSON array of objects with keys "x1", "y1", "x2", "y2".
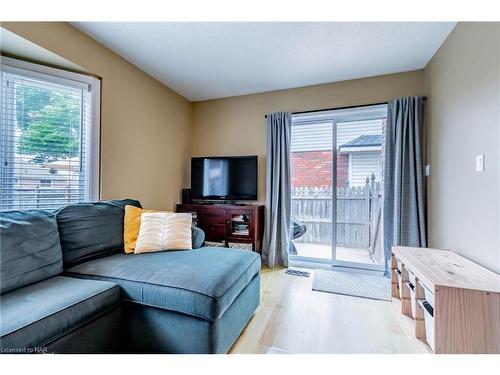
[
  {"x1": 292, "y1": 174, "x2": 382, "y2": 249},
  {"x1": 6, "y1": 188, "x2": 83, "y2": 210}
]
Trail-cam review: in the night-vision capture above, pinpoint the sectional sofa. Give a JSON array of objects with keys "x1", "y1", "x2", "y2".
[{"x1": 0, "y1": 199, "x2": 261, "y2": 354}]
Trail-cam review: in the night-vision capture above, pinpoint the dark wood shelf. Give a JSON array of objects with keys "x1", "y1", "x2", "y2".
[{"x1": 176, "y1": 203, "x2": 264, "y2": 252}]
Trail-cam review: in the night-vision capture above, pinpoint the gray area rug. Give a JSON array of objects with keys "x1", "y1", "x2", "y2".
[{"x1": 312, "y1": 269, "x2": 391, "y2": 301}]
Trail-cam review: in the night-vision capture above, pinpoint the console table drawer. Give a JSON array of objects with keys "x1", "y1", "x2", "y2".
[
  {"x1": 198, "y1": 209, "x2": 226, "y2": 224},
  {"x1": 202, "y1": 224, "x2": 226, "y2": 240}
]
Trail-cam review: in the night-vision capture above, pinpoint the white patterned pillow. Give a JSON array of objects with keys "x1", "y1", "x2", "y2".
[{"x1": 134, "y1": 212, "x2": 192, "y2": 254}]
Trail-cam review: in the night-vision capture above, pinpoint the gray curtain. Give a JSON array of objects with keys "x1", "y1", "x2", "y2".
[
  {"x1": 263, "y1": 112, "x2": 292, "y2": 268},
  {"x1": 383, "y1": 97, "x2": 427, "y2": 275}
]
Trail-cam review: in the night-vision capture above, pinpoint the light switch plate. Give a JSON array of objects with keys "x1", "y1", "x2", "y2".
[
  {"x1": 476, "y1": 154, "x2": 485, "y2": 172},
  {"x1": 424, "y1": 164, "x2": 431, "y2": 176}
]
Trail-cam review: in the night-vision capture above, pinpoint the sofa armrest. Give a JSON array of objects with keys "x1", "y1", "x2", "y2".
[{"x1": 191, "y1": 226, "x2": 205, "y2": 249}]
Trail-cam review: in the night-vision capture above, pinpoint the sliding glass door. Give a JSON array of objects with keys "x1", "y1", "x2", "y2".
[
  {"x1": 290, "y1": 118, "x2": 334, "y2": 263},
  {"x1": 289, "y1": 104, "x2": 387, "y2": 271}
]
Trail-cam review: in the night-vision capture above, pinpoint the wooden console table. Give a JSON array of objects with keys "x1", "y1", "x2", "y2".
[
  {"x1": 391, "y1": 246, "x2": 500, "y2": 354},
  {"x1": 176, "y1": 203, "x2": 264, "y2": 252}
]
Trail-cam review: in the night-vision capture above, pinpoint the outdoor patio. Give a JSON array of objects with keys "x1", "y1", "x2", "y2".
[
  {"x1": 292, "y1": 242, "x2": 381, "y2": 264},
  {"x1": 290, "y1": 175, "x2": 384, "y2": 266}
]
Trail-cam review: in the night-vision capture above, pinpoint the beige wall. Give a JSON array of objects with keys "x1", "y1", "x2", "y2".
[
  {"x1": 192, "y1": 71, "x2": 425, "y2": 202},
  {"x1": 424, "y1": 22, "x2": 500, "y2": 273},
  {"x1": 5, "y1": 22, "x2": 498, "y2": 272},
  {"x1": 1, "y1": 22, "x2": 192, "y2": 210}
]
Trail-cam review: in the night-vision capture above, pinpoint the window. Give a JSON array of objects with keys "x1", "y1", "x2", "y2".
[
  {"x1": 40, "y1": 179, "x2": 52, "y2": 188},
  {"x1": 1, "y1": 57, "x2": 100, "y2": 210}
]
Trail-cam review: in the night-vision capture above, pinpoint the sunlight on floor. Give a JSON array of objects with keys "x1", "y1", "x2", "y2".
[{"x1": 293, "y1": 242, "x2": 379, "y2": 264}]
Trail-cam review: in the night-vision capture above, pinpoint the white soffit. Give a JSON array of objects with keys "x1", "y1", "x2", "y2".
[{"x1": 0, "y1": 28, "x2": 85, "y2": 72}]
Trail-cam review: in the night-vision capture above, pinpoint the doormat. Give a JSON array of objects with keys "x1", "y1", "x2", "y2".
[
  {"x1": 312, "y1": 269, "x2": 390, "y2": 301},
  {"x1": 285, "y1": 269, "x2": 310, "y2": 277}
]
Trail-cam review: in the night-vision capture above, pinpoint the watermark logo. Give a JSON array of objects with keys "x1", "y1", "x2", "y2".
[{"x1": 1, "y1": 346, "x2": 48, "y2": 354}]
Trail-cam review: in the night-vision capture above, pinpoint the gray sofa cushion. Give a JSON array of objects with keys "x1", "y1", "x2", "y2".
[
  {"x1": 66, "y1": 247, "x2": 261, "y2": 321},
  {"x1": 56, "y1": 199, "x2": 141, "y2": 267},
  {"x1": 0, "y1": 210, "x2": 62, "y2": 294},
  {"x1": 0, "y1": 276, "x2": 120, "y2": 350},
  {"x1": 191, "y1": 226, "x2": 205, "y2": 249}
]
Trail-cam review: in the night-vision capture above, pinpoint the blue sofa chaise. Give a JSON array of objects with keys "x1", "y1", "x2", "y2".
[{"x1": 0, "y1": 199, "x2": 261, "y2": 354}]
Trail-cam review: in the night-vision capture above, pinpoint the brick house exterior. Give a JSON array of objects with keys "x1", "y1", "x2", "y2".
[
  {"x1": 291, "y1": 151, "x2": 349, "y2": 188},
  {"x1": 290, "y1": 118, "x2": 385, "y2": 189}
]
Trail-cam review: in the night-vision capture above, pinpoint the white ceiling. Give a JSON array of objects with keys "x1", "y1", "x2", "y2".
[{"x1": 72, "y1": 22, "x2": 456, "y2": 102}]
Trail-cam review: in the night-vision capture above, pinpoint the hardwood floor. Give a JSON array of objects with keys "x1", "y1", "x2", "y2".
[{"x1": 230, "y1": 267, "x2": 431, "y2": 354}]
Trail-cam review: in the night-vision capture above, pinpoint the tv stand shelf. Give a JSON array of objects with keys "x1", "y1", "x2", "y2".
[{"x1": 176, "y1": 203, "x2": 264, "y2": 252}]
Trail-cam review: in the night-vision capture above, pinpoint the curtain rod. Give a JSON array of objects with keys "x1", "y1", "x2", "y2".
[{"x1": 264, "y1": 97, "x2": 427, "y2": 118}]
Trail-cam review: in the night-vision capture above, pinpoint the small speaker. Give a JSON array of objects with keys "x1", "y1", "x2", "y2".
[{"x1": 181, "y1": 188, "x2": 191, "y2": 204}]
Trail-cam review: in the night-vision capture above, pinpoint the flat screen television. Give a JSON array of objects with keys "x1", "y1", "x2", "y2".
[{"x1": 191, "y1": 156, "x2": 258, "y2": 201}]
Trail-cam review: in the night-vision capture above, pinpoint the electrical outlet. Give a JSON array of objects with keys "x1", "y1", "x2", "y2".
[{"x1": 476, "y1": 154, "x2": 485, "y2": 172}]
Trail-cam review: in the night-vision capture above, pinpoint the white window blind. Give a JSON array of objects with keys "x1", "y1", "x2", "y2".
[{"x1": 0, "y1": 57, "x2": 100, "y2": 210}]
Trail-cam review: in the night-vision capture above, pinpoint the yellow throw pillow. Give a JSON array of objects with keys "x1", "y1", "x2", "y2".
[{"x1": 123, "y1": 205, "x2": 170, "y2": 253}]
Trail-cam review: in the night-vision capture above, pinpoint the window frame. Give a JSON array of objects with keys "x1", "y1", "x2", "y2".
[
  {"x1": 0, "y1": 56, "x2": 101, "y2": 208},
  {"x1": 289, "y1": 103, "x2": 387, "y2": 272}
]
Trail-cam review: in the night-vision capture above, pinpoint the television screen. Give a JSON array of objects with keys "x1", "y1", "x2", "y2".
[{"x1": 191, "y1": 156, "x2": 258, "y2": 200}]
